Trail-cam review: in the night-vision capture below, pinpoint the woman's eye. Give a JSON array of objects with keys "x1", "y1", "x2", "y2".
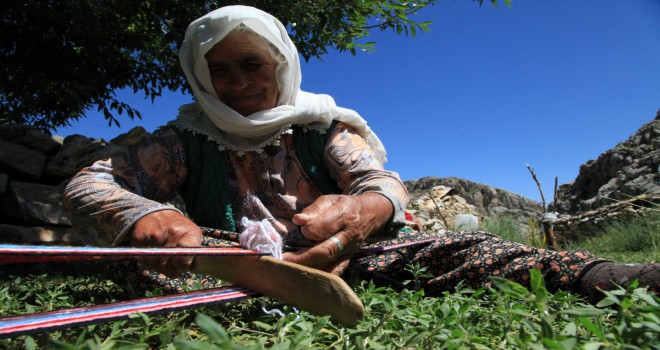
[
  {"x1": 242, "y1": 62, "x2": 263, "y2": 71},
  {"x1": 210, "y1": 65, "x2": 229, "y2": 76}
]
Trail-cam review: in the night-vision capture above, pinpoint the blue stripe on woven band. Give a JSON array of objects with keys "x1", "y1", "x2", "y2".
[{"x1": 0, "y1": 286, "x2": 258, "y2": 338}]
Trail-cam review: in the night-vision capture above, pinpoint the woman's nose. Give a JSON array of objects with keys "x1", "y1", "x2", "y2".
[{"x1": 227, "y1": 68, "x2": 251, "y2": 88}]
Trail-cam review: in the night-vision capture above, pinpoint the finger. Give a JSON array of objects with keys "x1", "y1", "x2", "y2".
[
  {"x1": 282, "y1": 232, "x2": 352, "y2": 270},
  {"x1": 291, "y1": 212, "x2": 310, "y2": 226},
  {"x1": 139, "y1": 255, "x2": 188, "y2": 278},
  {"x1": 292, "y1": 195, "x2": 341, "y2": 240},
  {"x1": 163, "y1": 227, "x2": 202, "y2": 276},
  {"x1": 138, "y1": 256, "x2": 160, "y2": 271},
  {"x1": 136, "y1": 256, "x2": 177, "y2": 278},
  {"x1": 292, "y1": 196, "x2": 335, "y2": 226},
  {"x1": 326, "y1": 256, "x2": 351, "y2": 276},
  {"x1": 174, "y1": 226, "x2": 204, "y2": 247},
  {"x1": 299, "y1": 206, "x2": 355, "y2": 241},
  {"x1": 171, "y1": 255, "x2": 195, "y2": 276},
  {"x1": 283, "y1": 240, "x2": 336, "y2": 270}
]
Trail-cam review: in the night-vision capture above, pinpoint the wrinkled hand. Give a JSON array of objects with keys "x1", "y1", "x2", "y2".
[
  {"x1": 283, "y1": 193, "x2": 393, "y2": 275},
  {"x1": 131, "y1": 209, "x2": 202, "y2": 278}
]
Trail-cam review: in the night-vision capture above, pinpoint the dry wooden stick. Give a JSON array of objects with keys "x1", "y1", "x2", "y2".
[
  {"x1": 428, "y1": 190, "x2": 449, "y2": 229},
  {"x1": 525, "y1": 164, "x2": 558, "y2": 250},
  {"x1": 552, "y1": 176, "x2": 558, "y2": 211},
  {"x1": 526, "y1": 163, "x2": 546, "y2": 212}
]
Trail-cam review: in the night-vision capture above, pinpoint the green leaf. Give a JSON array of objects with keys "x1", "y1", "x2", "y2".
[
  {"x1": 490, "y1": 277, "x2": 531, "y2": 299},
  {"x1": 582, "y1": 342, "x2": 606, "y2": 350},
  {"x1": 195, "y1": 314, "x2": 230, "y2": 344},
  {"x1": 558, "y1": 337, "x2": 578, "y2": 349},
  {"x1": 253, "y1": 320, "x2": 274, "y2": 331},
  {"x1": 24, "y1": 336, "x2": 37, "y2": 350},
  {"x1": 529, "y1": 269, "x2": 541, "y2": 291},
  {"x1": 558, "y1": 307, "x2": 607, "y2": 317},
  {"x1": 576, "y1": 317, "x2": 606, "y2": 339},
  {"x1": 541, "y1": 337, "x2": 566, "y2": 350},
  {"x1": 560, "y1": 322, "x2": 577, "y2": 336},
  {"x1": 403, "y1": 330, "x2": 429, "y2": 347}
]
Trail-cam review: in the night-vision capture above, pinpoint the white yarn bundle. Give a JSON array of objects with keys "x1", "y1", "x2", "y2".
[{"x1": 239, "y1": 217, "x2": 283, "y2": 260}]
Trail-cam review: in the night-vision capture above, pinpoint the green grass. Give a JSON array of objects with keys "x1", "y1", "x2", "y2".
[
  {"x1": 482, "y1": 211, "x2": 660, "y2": 263},
  {"x1": 0, "y1": 213, "x2": 658, "y2": 349},
  {"x1": 578, "y1": 211, "x2": 660, "y2": 263}
]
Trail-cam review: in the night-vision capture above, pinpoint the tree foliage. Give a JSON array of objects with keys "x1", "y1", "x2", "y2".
[{"x1": 0, "y1": 0, "x2": 501, "y2": 133}]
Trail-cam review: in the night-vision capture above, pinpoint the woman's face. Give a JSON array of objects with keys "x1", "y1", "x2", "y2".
[{"x1": 205, "y1": 31, "x2": 279, "y2": 116}]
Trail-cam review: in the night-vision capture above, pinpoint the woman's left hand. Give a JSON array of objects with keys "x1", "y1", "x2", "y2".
[{"x1": 283, "y1": 192, "x2": 393, "y2": 275}]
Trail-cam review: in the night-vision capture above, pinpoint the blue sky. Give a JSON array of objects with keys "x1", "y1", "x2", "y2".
[{"x1": 55, "y1": 0, "x2": 660, "y2": 204}]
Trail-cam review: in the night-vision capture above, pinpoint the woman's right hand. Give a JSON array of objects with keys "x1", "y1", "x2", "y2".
[{"x1": 131, "y1": 210, "x2": 203, "y2": 277}]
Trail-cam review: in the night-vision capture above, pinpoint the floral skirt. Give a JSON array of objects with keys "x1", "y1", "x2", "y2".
[{"x1": 108, "y1": 228, "x2": 603, "y2": 297}]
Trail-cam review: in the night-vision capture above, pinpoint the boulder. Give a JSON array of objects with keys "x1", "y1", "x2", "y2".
[
  {"x1": 0, "y1": 123, "x2": 61, "y2": 155},
  {"x1": 111, "y1": 126, "x2": 148, "y2": 146},
  {"x1": 405, "y1": 176, "x2": 543, "y2": 222},
  {"x1": 0, "y1": 173, "x2": 7, "y2": 196},
  {"x1": 1, "y1": 180, "x2": 71, "y2": 226},
  {"x1": 0, "y1": 224, "x2": 83, "y2": 245},
  {"x1": 0, "y1": 138, "x2": 47, "y2": 180},
  {"x1": 44, "y1": 134, "x2": 123, "y2": 179},
  {"x1": 406, "y1": 185, "x2": 481, "y2": 232}
]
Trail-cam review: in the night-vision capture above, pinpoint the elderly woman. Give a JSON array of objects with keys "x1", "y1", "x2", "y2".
[{"x1": 63, "y1": 5, "x2": 657, "y2": 304}]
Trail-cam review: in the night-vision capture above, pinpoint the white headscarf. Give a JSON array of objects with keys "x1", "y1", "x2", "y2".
[{"x1": 172, "y1": 5, "x2": 387, "y2": 162}]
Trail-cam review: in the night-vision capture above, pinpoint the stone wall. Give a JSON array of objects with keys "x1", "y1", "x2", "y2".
[{"x1": 0, "y1": 124, "x2": 147, "y2": 244}]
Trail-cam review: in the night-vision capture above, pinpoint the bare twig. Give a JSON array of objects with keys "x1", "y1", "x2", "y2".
[
  {"x1": 552, "y1": 176, "x2": 558, "y2": 211},
  {"x1": 526, "y1": 163, "x2": 546, "y2": 212},
  {"x1": 428, "y1": 190, "x2": 449, "y2": 229},
  {"x1": 598, "y1": 194, "x2": 660, "y2": 213},
  {"x1": 526, "y1": 163, "x2": 558, "y2": 250}
]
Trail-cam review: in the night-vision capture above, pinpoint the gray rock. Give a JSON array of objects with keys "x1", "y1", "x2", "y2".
[
  {"x1": 3, "y1": 180, "x2": 71, "y2": 226},
  {"x1": 44, "y1": 134, "x2": 123, "y2": 179},
  {"x1": 111, "y1": 126, "x2": 148, "y2": 146},
  {"x1": 405, "y1": 176, "x2": 543, "y2": 221},
  {"x1": 555, "y1": 111, "x2": 660, "y2": 214},
  {"x1": 0, "y1": 123, "x2": 61, "y2": 155},
  {"x1": 0, "y1": 173, "x2": 7, "y2": 196},
  {"x1": 0, "y1": 224, "x2": 83, "y2": 244},
  {"x1": 0, "y1": 138, "x2": 47, "y2": 180}
]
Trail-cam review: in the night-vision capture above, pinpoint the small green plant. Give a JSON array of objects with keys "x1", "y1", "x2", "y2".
[
  {"x1": 1, "y1": 212, "x2": 659, "y2": 349},
  {"x1": 526, "y1": 217, "x2": 546, "y2": 248},
  {"x1": 403, "y1": 262, "x2": 433, "y2": 291},
  {"x1": 2, "y1": 272, "x2": 659, "y2": 349}
]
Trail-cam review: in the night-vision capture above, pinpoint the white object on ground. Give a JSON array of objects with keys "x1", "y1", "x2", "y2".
[{"x1": 454, "y1": 214, "x2": 479, "y2": 231}]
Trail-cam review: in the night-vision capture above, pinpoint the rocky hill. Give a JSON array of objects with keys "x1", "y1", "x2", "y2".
[
  {"x1": 554, "y1": 111, "x2": 660, "y2": 214},
  {"x1": 549, "y1": 110, "x2": 660, "y2": 241},
  {"x1": 403, "y1": 177, "x2": 542, "y2": 234}
]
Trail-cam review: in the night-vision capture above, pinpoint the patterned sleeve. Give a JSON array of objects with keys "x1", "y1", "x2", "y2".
[
  {"x1": 62, "y1": 127, "x2": 188, "y2": 246},
  {"x1": 322, "y1": 122, "x2": 410, "y2": 235}
]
